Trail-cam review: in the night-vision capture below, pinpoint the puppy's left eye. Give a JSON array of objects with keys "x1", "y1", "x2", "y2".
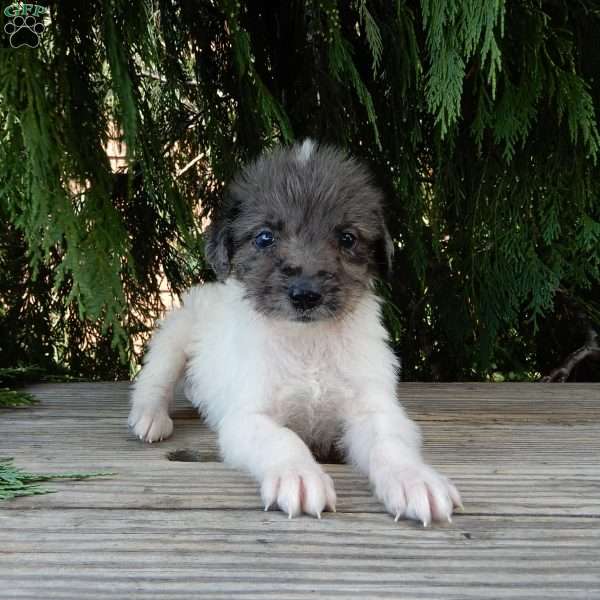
[
  {"x1": 255, "y1": 230, "x2": 275, "y2": 249},
  {"x1": 339, "y1": 231, "x2": 357, "y2": 250}
]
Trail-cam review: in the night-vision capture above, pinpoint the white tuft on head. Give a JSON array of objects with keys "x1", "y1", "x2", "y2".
[{"x1": 296, "y1": 138, "x2": 315, "y2": 164}]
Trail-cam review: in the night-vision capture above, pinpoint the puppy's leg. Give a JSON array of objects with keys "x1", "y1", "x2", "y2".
[
  {"x1": 128, "y1": 305, "x2": 192, "y2": 442},
  {"x1": 342, "y1": 392, "x2": 462, "y2": 525},
  {"x1": 218, "y1": 414, "x2": 336, "y2": 518}
]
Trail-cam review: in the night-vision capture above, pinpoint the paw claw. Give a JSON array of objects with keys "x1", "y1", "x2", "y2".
[
  {"x1": 373, "y1": 462, "x2": 461, "y2": 526},
  {"x1": 128, "y1": 407, "x2": 173, "y2": 443},
  {"x1": 261, "y1": 464, "x2": 336, "y2": 519}
]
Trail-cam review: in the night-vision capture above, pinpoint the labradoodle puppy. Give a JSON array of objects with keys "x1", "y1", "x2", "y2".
[{"x1": 128, "y1": 140, "x2": 461, "y2": 524}]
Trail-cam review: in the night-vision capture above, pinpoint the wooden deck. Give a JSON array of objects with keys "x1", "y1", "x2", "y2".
[{"x1": 1, "y1": 382, "x2": 599, "y2": 599}]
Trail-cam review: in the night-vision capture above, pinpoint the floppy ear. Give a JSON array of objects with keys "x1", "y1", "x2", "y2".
[
  {"x1": 204, "y1": 221, "x2": 230, "y2": 280},
  {"x1": 204, "y1": 205, "x2": 236, "y2": 281},
  {"x1": 374, "y1": 224, "x2": 394, "y2": 280}
]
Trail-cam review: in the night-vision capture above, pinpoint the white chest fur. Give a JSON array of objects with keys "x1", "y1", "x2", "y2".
[
  {"x1": 183, "y1": 279, "x2": 396, "y2": 449},
  {"x1": 264, "y1": 324, "x2": 352, "y2": 450}
]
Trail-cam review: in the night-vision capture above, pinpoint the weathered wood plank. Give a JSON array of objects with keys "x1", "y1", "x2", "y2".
[
  {"x1": 1, "y1": 382, "x2": 599, "y2": 600},
  {"x1": 1, "y1": 510, "x2": 599, "y2": 600},
  {"x1": 1, "y1": 459, "x2": 599, "y2": 517},
  {"x1": 3, "y1": 417, "x2": 600, "y2": 466},
  {"x1": 13, "y1": 381, "x2": 600, "y2": 424},
  {"x1": 3, "y1": 381, "x2": 600, "y2": 467}
]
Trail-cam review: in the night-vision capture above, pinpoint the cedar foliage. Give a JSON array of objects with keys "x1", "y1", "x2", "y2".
[
  {"x1": 0, "y1": 457, "x2": 113, "y2": 501},
  {"x1": 0, "y1": 0, "x2": 599, "y2": 381}
]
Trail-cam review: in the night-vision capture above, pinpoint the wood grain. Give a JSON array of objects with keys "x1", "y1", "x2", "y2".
[
  {"x1": 1, "y1": 382, "x2": 599, "y2": 599},
  {"x1": 1, "y1": 510, "x2": 599, "y2": 599}
]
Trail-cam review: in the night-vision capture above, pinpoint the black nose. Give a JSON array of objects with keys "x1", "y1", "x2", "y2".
[{"x1": 288, "y1": 285, "x2": 322, "y2": 310}]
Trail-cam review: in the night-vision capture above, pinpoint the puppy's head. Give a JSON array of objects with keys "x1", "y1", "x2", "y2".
[{"x1": 206, "y1": 140, "x2": 393, "y2": 322}]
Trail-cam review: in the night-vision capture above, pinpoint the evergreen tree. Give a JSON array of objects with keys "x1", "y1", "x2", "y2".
[{"x1": 1, "y1": 0, "x2": 599, "y2": 381}]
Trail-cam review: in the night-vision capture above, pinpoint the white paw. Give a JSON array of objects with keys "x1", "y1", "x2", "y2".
[
  {"x1": 128, "y1": 407, "x2": 173, "y2": 443},
  {"x1": 372, "y1": 462, "x2": 462, "y2": 526},
  {"x1": 261, "y1": 463, "x2": 337, "y2": 518}
]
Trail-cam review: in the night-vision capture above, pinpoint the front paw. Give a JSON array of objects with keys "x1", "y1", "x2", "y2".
[
  {"x1": 261, "y1": 463, "x2": 337, "y2": 519},
  {"x1": 372, "y1": 462, "x2": 462, "y2": 526},
  {"x1": 128, "y1": 406, "x2": 173, "y2": 443}
]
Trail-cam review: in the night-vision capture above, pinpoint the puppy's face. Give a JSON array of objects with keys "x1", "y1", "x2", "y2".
[{"x1": 206, "y1": 141, "x2": 393, "y2": 322}]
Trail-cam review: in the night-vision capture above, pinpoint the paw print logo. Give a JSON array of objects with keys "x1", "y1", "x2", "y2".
[{"x1": 4, "y1": 15, "x2": 45, "y2": 48}]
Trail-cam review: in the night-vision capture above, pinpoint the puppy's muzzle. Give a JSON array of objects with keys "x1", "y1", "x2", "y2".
[{"x1": 288, "y1": 279, "x2": 322, "y2": 311}]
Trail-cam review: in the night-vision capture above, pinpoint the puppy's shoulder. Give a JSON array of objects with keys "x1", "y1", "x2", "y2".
[
  {"x1": 182, "y1": 281, "x2": 221, "y2": 308},
  {"x1": 181, "y1": 279, "x2": 246, "y2": 317},
  {"x1": 348, "y1": 290, "x2": 388, "y2": 339}
]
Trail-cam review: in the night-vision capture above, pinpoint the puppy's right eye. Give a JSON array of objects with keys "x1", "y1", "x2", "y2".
[
  {"x1": 339, "y1": 231, "x2": 357, "y2": 250},
  {"x1": 255, "y1": 230, "x2": 274, "y2": 249}
]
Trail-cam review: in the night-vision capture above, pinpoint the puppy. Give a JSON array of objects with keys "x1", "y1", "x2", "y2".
[{"x1": 128, "y1": 140, "x2": 461, "y2": 524}]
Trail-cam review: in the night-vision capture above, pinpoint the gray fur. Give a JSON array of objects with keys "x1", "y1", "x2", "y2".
[{"x1": 206, "y1": 141, "x2": 393, "y2": 321}]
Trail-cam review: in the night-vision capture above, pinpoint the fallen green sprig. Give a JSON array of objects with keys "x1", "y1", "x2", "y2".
[
  {"x1": 0, "y1": 457, "x2": 115, "y2": 501},
  {"x1": 0, "y1": 389, "x2": 39, "y2": 408}
]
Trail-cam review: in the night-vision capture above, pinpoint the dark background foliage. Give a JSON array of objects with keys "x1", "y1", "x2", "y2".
[{"x1": 1, "y1": 0, "x2": 599, "y2": 383}]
